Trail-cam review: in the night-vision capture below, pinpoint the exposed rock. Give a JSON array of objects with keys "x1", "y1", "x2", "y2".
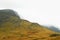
[{"x1": 0, "y1": 9, "x2": 20, "y2": 26}]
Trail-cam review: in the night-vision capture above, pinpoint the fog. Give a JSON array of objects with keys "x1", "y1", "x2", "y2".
[{"x1": 0, "y1": 0, "x2": 60, "y2": 29}]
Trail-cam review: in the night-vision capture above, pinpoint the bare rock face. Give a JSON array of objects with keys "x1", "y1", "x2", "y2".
[{"x1": 0, "y1": 9, "x2": 20, "y2": 26}]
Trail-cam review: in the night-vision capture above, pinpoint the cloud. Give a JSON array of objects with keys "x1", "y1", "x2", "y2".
[{"x1": 0, "y1": 0, "x2": 24, "y2": 8}]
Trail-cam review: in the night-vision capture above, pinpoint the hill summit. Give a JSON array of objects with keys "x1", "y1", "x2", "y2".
[
  {"x1": 0, "y1": 9, "x2": 20, "y2": 27},
  {"x1": 0, "y1": 9, "x2": 60, "y2": 40}
]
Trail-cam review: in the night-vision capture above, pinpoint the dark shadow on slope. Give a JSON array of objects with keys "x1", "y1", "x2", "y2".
[{"x1": 0, "y1": 9, "x2": 20, "y2": 26}]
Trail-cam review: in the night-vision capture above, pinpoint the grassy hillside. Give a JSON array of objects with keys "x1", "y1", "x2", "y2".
[
  {"x1": 0, "y1": 18, "x2": 60, "y2": 40},
  {"x1": 0, "y1": 9, "x2": 60, "y2": 40}
]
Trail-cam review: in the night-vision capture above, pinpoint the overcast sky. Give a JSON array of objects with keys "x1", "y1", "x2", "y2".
[{"x1": 0, "y1": 0, "x2": 60, "y2": 29}]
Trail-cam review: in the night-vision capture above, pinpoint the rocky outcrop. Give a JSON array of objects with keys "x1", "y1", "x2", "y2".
[{"x1": 0, "y1": 9, "x2": 20, "y2": 26}]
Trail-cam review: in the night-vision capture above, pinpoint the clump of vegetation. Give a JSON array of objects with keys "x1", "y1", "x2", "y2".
[{"x1": 50, "y1": 34, "x2": 60, "y2": 37}]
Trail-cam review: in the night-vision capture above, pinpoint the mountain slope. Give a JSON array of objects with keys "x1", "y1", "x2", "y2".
[
  {"x1": 48, "y1": 26, "x2": 60, "y2": 32},
  {"x1": 0, "y1": 9, "x2": 60, "y2": 40}
]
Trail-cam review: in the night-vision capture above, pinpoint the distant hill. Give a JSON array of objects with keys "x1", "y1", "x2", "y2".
[
  {"x1": 44, "y1": 25, "x2": 60, "y2": 32},
  {"x1": 0, "y1": 9, "x2": 60, "y2": 40},
  {"x1": 48, "y1": 26, "x2": 60, "y2": 32}
]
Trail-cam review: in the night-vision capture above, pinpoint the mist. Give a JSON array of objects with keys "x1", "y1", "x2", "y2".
[{"x1": 0, "y1": 0, "x2": 60, "y2": 29}]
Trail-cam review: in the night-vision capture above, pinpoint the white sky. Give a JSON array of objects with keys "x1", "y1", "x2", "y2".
[{"x1": 0, "y1": 0, "x2": 60, "y2": 29}]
